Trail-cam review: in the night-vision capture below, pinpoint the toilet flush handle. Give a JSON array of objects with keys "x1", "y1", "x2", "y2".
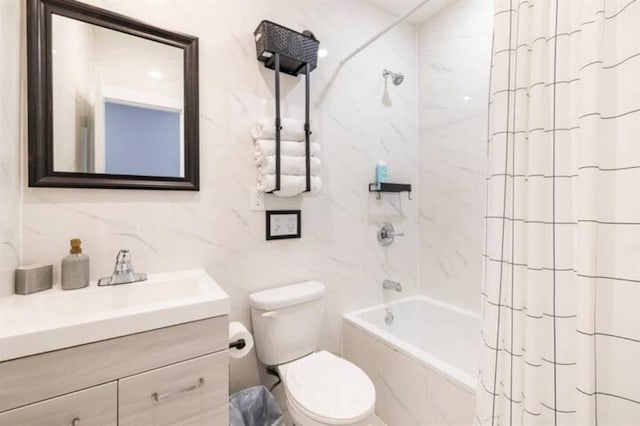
[{"x1": 261, "y1": 310, "x2": 279, "y2": 318}]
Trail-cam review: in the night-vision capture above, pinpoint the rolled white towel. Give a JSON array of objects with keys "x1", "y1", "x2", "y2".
[
  {"x1": 258, "y1": 155, "x2": 320, "y2": 176},
  {"x1": 251, "y1": 118, "x2": 307, "y2": 141},
  {"x1": 254, "y1": 140, "x2": 321, "y2": 163},
  {"x1": 257, "y1": 174, "x2": 321, "y2": 197}
]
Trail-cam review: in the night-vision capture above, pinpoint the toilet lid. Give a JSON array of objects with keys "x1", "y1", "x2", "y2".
[{"x1": 284, "y1": 351, "x2": 376, "y2": 424}]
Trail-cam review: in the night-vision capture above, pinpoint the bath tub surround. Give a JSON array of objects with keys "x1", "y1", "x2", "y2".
[
  {"x1": 417, "y1": 0, "x2": 493, "y2": 315},
  {"x1": 343, "y1": 296, "x2": 479, "y2": 425}
]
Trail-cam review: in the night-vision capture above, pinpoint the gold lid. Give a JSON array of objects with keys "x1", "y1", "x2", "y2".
[{"x1": 70, "y1": 238, "x2": 82, "y2": 254}]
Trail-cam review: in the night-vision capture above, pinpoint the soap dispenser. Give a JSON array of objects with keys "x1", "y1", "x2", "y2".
[{"x1": 61, "y1": 238, "x2": 90, "y2": 290}]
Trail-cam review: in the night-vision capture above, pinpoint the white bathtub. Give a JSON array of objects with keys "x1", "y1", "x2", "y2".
[{"x1": 343, "y1": 296, "x2": 480, "y2": 425}]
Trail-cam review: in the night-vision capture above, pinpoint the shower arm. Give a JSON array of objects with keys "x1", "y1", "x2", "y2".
[
  {"x1": 315, "y1": 0, "x2": 431, "y2": 107},
  {"x1": 340, "y1": 0, "x2": 432, "y2": 65}
]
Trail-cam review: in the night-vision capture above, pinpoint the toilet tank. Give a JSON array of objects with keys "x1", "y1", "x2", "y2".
[{"x1": 249, "y1": 281, "x2": 325, "y2": 366}]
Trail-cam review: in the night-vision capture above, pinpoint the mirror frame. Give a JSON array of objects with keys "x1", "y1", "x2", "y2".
[{"x1": 27, "y1": 0, "x2": 199, "y2": 190}]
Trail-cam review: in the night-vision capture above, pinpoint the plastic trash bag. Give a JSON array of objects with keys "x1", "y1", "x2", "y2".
[{"x1": 229, "y1": 386, "x2": 283, "y2": 426}]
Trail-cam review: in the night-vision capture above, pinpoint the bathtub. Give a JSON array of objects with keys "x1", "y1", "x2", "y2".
[{"x1": 343, "y1": 296, "x2": 480, "y2": 425}]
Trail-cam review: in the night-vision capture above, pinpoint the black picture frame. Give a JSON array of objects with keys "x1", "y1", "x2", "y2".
[
  {"x1": 27, "y1": 0, "x2": 200, "y2": 190},
  {"x1": 266, "y1": 210, "x2": 302, "y2": 240}
]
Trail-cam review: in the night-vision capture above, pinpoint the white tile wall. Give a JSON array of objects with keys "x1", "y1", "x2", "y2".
[
  {"x1": 1, "y1": 0, "x2": 493, "y2": 394},
  {"x1": 417, "y1": 0, "x2": 493, "y2": 314},
  {"x1": 0, "y1": 0, "x2": 22, "y2": 297},
  {"x1": 3, "y1": 0, "x2": 419, "y2": 391}
]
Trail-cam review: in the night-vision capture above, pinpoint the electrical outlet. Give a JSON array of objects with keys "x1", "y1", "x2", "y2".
[{"x1": 250, "y1": 187, "x2": 265, "y2": 211}]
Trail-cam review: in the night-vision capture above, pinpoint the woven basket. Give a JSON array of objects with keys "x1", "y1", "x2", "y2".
[{"x1": 255, "y1": 20, "x2": 319, "y2": 75}]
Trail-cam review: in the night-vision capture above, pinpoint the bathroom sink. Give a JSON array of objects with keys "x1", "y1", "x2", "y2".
[{"x1": 0, "y1": 269, "x2": 229, "y2": 362}]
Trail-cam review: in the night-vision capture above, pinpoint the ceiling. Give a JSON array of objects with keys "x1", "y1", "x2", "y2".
[{"x1": 368, "y1": 0, "x2": 455, "y2": 24}]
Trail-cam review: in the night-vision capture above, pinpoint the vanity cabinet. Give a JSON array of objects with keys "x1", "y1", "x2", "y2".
[{"x1": 0, "y1": 317, "x2": 229, "y2": 426}]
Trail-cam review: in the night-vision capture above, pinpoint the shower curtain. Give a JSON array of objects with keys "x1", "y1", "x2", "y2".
[{"x1": 475, "y1": 0, "x2": 640, "y2": 424}]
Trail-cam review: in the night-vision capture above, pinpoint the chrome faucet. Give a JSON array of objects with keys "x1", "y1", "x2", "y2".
[
  {"x1": 98, "y1": 249, "x2": 147, "y2": 286},
  {"x1": 383, "y1": 279, "x2": 402, "y2": 292}
]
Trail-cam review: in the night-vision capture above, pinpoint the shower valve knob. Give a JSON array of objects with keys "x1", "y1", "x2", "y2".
[{"x1": 377, "y1": 222, "x2": 403, "y2": 246}]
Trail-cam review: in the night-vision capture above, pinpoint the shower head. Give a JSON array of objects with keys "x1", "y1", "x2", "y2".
[{"x1": 383, "y1": 69, "x2": 404, "y2": 86}]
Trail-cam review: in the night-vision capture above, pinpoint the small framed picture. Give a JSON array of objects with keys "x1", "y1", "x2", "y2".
[{"x1": 266, "y1": 210, "x2": 301, "y2": 240}]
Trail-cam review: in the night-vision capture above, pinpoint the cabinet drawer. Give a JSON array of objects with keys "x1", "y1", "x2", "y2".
[
  {"x1": 0, "y1": 382, "x2": 116, "y2": 426},
  {"x1": 119, "y1": 351, "x2": 228, "y2": 426},
  {"x1": 0, "y1": 316, "x2": 227, "y2": 412}
]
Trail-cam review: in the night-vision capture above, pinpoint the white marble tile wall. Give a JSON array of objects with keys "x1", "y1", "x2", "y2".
[
  {"x1": 9, "y1": 0, "x2": 419, "y2": 391},
  {"x1": 417, "y1": 0, "x2": 492, "y2": 315},
  {"x1": 0, "y1": 0, "x2": 23, "y2": 297}
]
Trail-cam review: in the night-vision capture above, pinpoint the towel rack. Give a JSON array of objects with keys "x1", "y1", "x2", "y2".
[{"x1": 254, "y1": 20, "x2": 319, "y2": 193}]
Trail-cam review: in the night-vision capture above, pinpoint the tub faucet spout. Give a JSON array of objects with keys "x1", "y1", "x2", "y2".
[{"x1": 383, "y1": 279, "x2": 402, "y2": 292}]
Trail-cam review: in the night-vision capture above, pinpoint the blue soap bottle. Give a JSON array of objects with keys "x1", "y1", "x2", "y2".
[{"x1": 376, "y1": 161, "x2": 388, "y2": 189}]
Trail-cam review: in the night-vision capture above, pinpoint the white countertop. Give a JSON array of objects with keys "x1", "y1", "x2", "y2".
[{"x1": 0, "y1": 269, "x2": 229, "y2": 362}]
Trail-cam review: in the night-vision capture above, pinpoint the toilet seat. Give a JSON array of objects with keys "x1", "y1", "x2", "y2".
[{"x1": 281, "y1": 351, "x2": 376, "y2": 425}]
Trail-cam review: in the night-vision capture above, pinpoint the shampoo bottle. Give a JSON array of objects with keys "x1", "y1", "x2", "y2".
[{"x1": 61, "y1": 239, "x2": 90, "y2": 290}]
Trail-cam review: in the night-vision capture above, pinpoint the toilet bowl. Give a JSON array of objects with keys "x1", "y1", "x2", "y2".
[
  {"x1": 280, "y1": 351, "x2": 375, "y2": 425},
  {"x1": 249, "y1": 282, "x2": 376, "y2": 426}
]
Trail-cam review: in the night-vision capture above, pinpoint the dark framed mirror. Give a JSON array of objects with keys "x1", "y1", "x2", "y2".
[{"x1": 27, "y1": 0, "x2": 199, "y2": 190}]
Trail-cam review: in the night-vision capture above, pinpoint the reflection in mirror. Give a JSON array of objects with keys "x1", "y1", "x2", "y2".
[{"x1": 51, "y1": 14, "x2": 185, "y2": 178}]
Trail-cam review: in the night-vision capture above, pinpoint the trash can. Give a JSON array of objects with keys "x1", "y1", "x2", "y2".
[{"x1": 229, "y1": 386, "x2": 283, "y2": 426}]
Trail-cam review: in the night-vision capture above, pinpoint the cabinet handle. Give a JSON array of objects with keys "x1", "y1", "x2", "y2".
[
  {"x1": 151, "y1": 378, "x2": 205, "y2": 403},
  {"x1": 71, "y1": 418, "x2": 80, "y2": 426}
]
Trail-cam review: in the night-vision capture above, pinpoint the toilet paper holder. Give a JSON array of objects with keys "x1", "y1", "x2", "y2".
[{"x1": 229, "y1": 339, "x2": 247, "y2": 350}]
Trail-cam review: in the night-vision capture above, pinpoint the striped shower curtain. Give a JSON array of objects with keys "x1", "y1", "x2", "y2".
[{"x1": 474, "y1": 0, "x2": 640, "y2": 424}]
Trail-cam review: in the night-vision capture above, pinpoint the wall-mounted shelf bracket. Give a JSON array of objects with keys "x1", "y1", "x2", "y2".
[{"x1": 368, "y1": 182, "x2": 412, "y2": 200}]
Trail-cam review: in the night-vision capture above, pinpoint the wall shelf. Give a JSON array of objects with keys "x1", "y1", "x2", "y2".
[{"x1": 368, "y1": 182, "x2": 412, "y2": 200}]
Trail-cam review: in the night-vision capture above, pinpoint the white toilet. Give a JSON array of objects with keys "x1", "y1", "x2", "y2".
[{"x1": 249, "y1": 281, "x2": 376, "y2": 426}]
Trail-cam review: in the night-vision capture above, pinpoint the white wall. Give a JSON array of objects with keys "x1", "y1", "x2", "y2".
[
  {"x1": 92, "y1": 28, "x2": 185, "y2": 174},
  {"x1": 51, "y1": 14, "x2": 96, "y2": 172},
  {"x1": 0, "y1": 0, "x2": 22, "y2": 297},
  {"x1": 6, "y1": 0, "x2": 419, "y2": 392},
  {"x1": 417, "y1": 0, "x2": 492, "y2": 314},
  {"x1": 93, "y1": 28, "x2": 184, "y2": 103}
]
